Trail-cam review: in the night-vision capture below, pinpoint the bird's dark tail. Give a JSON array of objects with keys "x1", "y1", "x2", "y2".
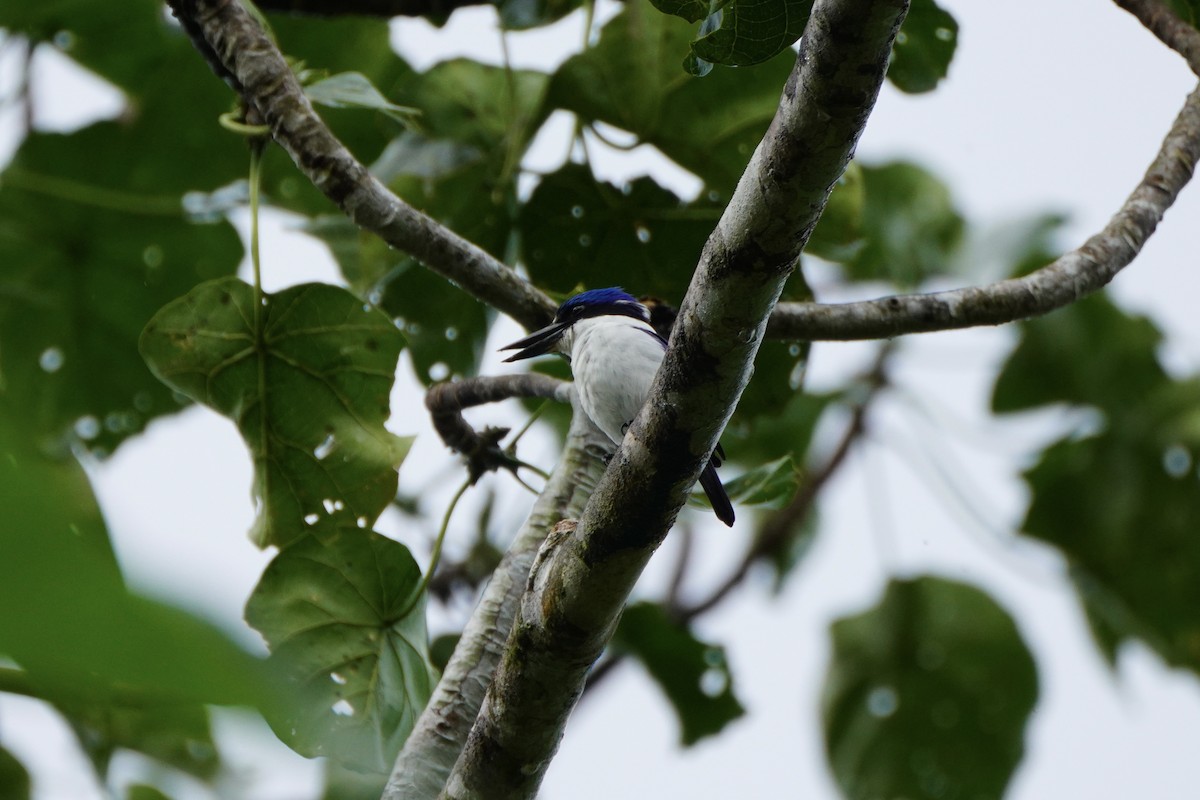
[{"x1": 699, "y1": 459, "x2": 735, "y2": 527}]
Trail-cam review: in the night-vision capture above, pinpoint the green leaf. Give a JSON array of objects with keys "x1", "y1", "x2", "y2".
[
  {"x1": 548, "y1": 4, "x2": 795, "y2": 193},
  {"x1": 0, "y1": 412, "x2": 273, "y2": 710},
  {"x1": 58, "y1": 699, "x2": 218, "y2": 781},
  {"x1": 824, "y1": 577, "x2": 1038, "y2": 800},
  {"x1": 497, "y1": 0, "x2": 585, "y2": 30},
  {"x1": 844, "y1": 161, "x2": 964, "y2": 287},
  {"x1": 718, "y1": 455, "x2": 802, "y2": 509},
  {"x1": 1018, "y1": 380, "x2": 1200, "y2": 671},
  {"x1": 0, "y1": 746, "x2": 30, "y2": 800},
  {"x1": 126, "y1": 787, "x2": 173, "y2": 800},
  {"x1": 992, "y1": 294, "x2": 1166, "y2": 417},
  {"x1": 520, "y1": 164, "x2": 719, "y2": 298},
  {"x1": 245, "y1": 529, "x2": 436, "y2": 772},
  {"x1": 0, "y1": 142, "x2": 242, "y2": 456},
  {"x1": 304, "y1": 72, "x2": 419, "y2": 125},
  {"x1": 690, "y1": 0, "x2": 813, "y2": 67},
  {"x1": 887, "y1": 0, "x2": 958, "y2": 94},
  {"x1": 806, "y1": 162, "x2": 865, "y2": 263},
  {"x1": 400, "y1": 59, "x2": 550, "y2": 156},
  {"x1": 612, "y1": 603, "x2": 745, "y2": 745},
  {"x1": 140, "y1": 278, "x2": 411, "y2": 548},
  {"x1": 726, "y1": 385, "x2": 835, "y2": 465},
  {"x1": 304, "y1": 136, "x2": 498, "y2": 385}
]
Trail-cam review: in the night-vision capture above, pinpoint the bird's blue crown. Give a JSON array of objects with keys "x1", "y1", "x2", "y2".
[{"x1": 557, "y1": 287, "x2": 648, "y2": 322}]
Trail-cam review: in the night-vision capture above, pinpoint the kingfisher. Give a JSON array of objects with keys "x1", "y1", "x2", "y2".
[{"x1": 501, "y1": 287, "x2": 735, "y2": 526}]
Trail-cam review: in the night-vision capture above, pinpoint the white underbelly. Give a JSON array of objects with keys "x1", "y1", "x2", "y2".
[{"x1": 569, "y1": 319, "x2": 665, "y2": 446}]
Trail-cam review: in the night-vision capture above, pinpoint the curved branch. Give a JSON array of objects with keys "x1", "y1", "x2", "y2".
[
  {"x1": 441, "y1": 0, "x2": 909, "y2": 797},
  {"x1": 766, "y1": 0, "x2": 1200, "y2": 342},
  {"x1": 426, "y1": 374, "x2": 570, "y2": 482},
  {"x1": 165, "y1": 0, "x2": 557, "y2": 332}
]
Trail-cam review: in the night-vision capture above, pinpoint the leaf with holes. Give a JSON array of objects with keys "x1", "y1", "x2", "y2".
[
  {"x1": 612, "y1": 602, "x2": 744, "y2": 746},
  {"x1": 140, "y1": 278, "x2": 410, "y2": 548},
  {"x1": 245, "y1": 529, "x2": 435, "y2": 772},
  {"x1": 824, "y1": 578, "x2": 1038, "y2": 800}
]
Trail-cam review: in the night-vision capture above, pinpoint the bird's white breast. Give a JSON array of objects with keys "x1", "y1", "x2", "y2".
[{"x1": 563, "y1": 316, "x2": 665, "y2": 446}]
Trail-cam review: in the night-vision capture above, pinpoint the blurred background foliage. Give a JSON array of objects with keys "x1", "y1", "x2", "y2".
[{"x1": 1, "y1": 0, "x2": 1198, "y2": 798}]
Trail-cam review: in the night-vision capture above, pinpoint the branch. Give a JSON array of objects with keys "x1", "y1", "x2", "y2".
[
  {"x1": 165, "y1": 0, "x2": 557, "y2": 332},
  {"x1": 766, "y1": 0, "x2": 1200, "y2": 342},
  {"x1": 425, "y1": 374, "x2": 570, "y2": 482},
  {"x1": 254, "y1": 0, "x2": 493, "y2": 16},
  {"x1": 1116, "y1": 0, "x2": 1200, "y2": 76},
  {"x1": 384, "y1": 392, "x2": 608, "y2": 799},
  {"x1": 441, "y1": 1, "x2": 909, "y2": 796}
]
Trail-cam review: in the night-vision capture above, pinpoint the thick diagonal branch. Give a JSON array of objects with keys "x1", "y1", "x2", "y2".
[
  {"x1": 385, "y1": 391, "x2": 608, "y2": 800},
  {"x1": 441, "y1": 1, "x2": 909, "y2": 797},
  {"x1": 166, "y1": 0, "x2": 556, "y2": 332}
]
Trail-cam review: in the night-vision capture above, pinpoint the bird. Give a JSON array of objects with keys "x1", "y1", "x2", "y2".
[{"x1": 500, "y1": 287, "x2": 735, "y2": 526}]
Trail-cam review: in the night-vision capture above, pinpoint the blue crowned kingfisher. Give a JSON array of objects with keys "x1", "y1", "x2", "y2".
[{"x1": 501, "y1": 287, "x2": 735, "y2": 526}]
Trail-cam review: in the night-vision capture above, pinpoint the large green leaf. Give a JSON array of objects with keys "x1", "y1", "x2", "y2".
[
  {"x1": 992, "y1": 294, "x2": 1166, "y2": 417},
  {"x1": 887, "y1": 0, "x2": 958, "y2": 94},
  {"x1": 548, "y1": 5, "x2": 796, "y2": 193},
  {"x1": 824, "y1": 577, "x2": 1038, "y2": 800},
  {"x1": 843, "y1": 161, "x2": 964, "y2": 287},
  {"x1": 1020, "y1": 397, "x2": 1200, "y2": 669},
  {"x1": 612, "y1": 602, "x2": 744, "y2": 745},
  {"x1": 140, "y1": 278, "x2": 411, "y2": 548},
  {"x1": 245, "y1": 529, "x2": 436, "y2": 772},
  {"x1": 520, "y1": 164, "x2": 719, "y2": 298},
  {"x1": 716, "y1": 455, "x2": 802, "y2": 509},
  {"x1": 58, "y1": 699, "x2": 218, "y2": 781},
  {"x1": 0, "y1": 746, "x2": 30, "y2": 800},
  {"x1": 0, "y1": 414, "x2": 273, "y2": 708}
]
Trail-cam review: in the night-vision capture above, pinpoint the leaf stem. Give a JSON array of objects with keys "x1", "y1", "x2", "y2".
[{"x1": 406, "y1": 478, "x2": 471, "y2": 614}]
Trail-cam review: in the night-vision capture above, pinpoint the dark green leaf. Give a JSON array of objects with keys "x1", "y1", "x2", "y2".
[
  {"x1": 992, "y1": 294, "x2": 1166, "y2": 417},
  {"x1": 824, "y1": 577, "x2": 1038, "y2": 800},
  {"x1": 690, "y1": 0, "x2": 812, "y2": 67},
  {"x1": 140, "y1": 278, "x2": 411, "y2": 548},
  {"x1": 649, "y1": 0, "x2": 710, "y2": 23},
  {"x1": 1019, "y1": 380, "x2": 1200, "y2": 671},
  {"x1": 844, "y1": 161, "x2": 964, "y2": 287},
  {"x1": 0, "y1": 747, "x2": 30, "y2": 800},
  {"x1": 59, "y1": 699, "x2": 217, "y2": 781},
  {"x1": 888, "y1": 0, "x2": 958, "y2": 94},
  {"x1": 126, "y1": 787, "x2": 173, "y2": 800},
  {"x1": 548, "y1": 4, "x2": 795, "y2": 193},
  {"x1": 725, "y1": 385, "x2": 835, "y2": 465},
  {"x1": 245, "y1": 529, "x2": 436, "y2": 772},
  {"x1": 304, "y1": 135, "x2": 498, "y2": 385},
  {"x1": 497, "y1": 0, "x2": 585, "y2": 30},
  {"x1": 612, "y1": 603, "x2": 745, "y2": 745},
  {"x1": 718, "y1": 455, "x2": 802, "y2": 509},
  {"x1": 806, "y1": 162, "x2": 865, "y2": 263},
  {"x1": 520, "y1": 164, "x2": 719, "y2": 298},
  {"x1": 304, "y1": 72, "x2": 419, "y2": 125},
  {"x1": 400, "y1": 59, "x2": 550, "y2": 156},
  {"x1": 0, "y1": 412, "x2": 272, "y2": 709},
  {"x1": 0, "y1": 139, "x2": 242, "y2": 456}
]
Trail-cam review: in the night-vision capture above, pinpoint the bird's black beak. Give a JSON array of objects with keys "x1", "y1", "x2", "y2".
[{"x1": 500, "y1": 320, "x2": 570, "y2": 362}]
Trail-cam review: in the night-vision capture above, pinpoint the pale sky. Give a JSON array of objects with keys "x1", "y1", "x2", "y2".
[{"x1": 3, "y1": 1, "x2": 1200, "y2": 798}]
